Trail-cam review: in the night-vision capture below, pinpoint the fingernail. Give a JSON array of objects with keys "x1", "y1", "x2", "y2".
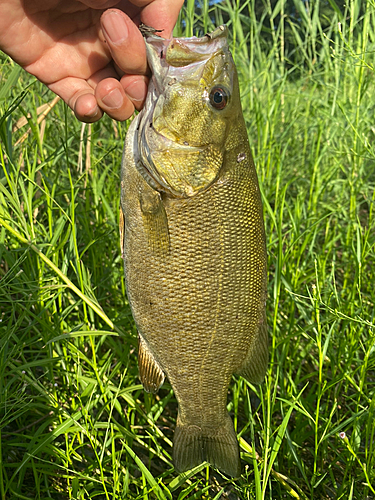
[
  {"x1": 84, "y1": 106, "x2": 100, "y2": 119},
  {"x1": 102, "y1": 11, "x2": 128, "y2": 44},
  {"x1": 125, "y1": 80, "x2": 148, "y2": 103},
  {"x1": 102, "y1": 88, "x2": 124, "y2": 109}
]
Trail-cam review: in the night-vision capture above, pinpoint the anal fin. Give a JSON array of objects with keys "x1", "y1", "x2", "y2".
[{"x1": 138, "y1": 333, "x2": 165, "y2": 393}]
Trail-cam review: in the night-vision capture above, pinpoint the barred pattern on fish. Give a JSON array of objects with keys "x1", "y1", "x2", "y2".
[{"x1": 120, "y1": 25, "x2": 268, "y2": 477}]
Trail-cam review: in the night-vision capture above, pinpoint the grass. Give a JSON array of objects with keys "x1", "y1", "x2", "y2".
[{"x1": 1, "y1": 0, "x2": 375, "y2": 498}]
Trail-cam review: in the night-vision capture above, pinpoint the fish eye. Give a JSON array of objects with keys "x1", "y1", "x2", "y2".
[{"x1": 209, "y1": 87, "x2": 229, "y2": 110}]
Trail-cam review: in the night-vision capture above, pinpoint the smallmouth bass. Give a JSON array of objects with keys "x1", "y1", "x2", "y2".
[{"x1": 120, "y1": 25, "x2": 268, "y2": 477}]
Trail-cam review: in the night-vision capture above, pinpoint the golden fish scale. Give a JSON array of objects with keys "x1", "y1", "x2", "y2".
[{"x1": 122, "y1": 114, "x2": 267, "y2": 430}]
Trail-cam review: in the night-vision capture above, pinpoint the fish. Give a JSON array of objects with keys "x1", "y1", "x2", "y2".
[{"x1": 120, "y1": 25, "x2": 268, "y2": 477}]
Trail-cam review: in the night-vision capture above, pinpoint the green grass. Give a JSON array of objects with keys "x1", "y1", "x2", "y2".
[{"x1": 1, "y1": 0, "x2": 375, "y2": 498}]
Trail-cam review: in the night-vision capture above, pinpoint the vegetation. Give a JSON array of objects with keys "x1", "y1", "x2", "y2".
[{"x1": 1, "y1": 0, "x2": 374, "y2": 498}]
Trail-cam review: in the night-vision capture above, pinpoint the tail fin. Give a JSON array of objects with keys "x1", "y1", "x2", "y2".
[{"x1": 173, "y1": 414, "x2": 241, "y2": 477}]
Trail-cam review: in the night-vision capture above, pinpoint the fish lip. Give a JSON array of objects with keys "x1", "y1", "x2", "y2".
[
  {"x1": 136, "y1": 106, "x2": 171, "y2": 194},
  {"x1": 145, "y1": 41, "x2": 168, "y2": 94}
]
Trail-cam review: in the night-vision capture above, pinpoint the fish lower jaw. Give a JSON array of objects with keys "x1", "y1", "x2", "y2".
[{"x1": 148, "y1": 124, "x2": 207, "y2": 153}]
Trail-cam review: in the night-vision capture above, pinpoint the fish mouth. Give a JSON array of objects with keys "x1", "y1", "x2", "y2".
[
  {"x1": 145, "y1": 25, "x2": 228, "y2": 87},
  {"x1": 134, "y1": 26, "x2": 229, "y2": 197}
]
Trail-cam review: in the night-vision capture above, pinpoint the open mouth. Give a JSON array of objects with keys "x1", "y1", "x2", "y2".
[{"x1": 132, "y1": 30, "x2": 227, "y2": 198}]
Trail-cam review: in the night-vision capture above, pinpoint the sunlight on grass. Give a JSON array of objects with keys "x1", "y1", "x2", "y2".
[{"x1": 1, "y1": 0, "x2": 375, "y2": 499}]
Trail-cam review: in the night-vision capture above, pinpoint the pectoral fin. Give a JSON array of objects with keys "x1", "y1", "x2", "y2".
[
  {"x1": 236, "y1": 309, "x2": 268, "y2": 384},
  {"x1": 139, "y1": 186, "x2": 170, "y2": 257},
  {"x1": 138, "y1": 333, "x2": 165, "y2": 393}
]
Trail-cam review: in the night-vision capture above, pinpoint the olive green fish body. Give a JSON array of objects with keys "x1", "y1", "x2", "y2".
[{"x1": 121, "y1": 26, "x2": 267, "y2": 477}]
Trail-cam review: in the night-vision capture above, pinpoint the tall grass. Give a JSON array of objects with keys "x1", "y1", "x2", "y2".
[{"x1": 1, "y1": 0, "x2": 375, "y2": 498}]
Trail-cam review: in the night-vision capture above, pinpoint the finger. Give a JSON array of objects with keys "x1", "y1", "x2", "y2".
[
  {"x1": 48, "y1": 68, "x2": 146, "y2": 122},
  {"x1": 121, "y1": 74, "x2": 148, "y2": 111},
  {"x1": 75, "y1": 93, "x2": 103, "y2": 122},
  {"x1": 101, "y1": 9, "x2": 148, "y2": 76},
  {"x1": 95, "y1": 77, "x2": 135, "y2": 121},
  {"x1": 48, "y1": 77, "x2": 103, "y2": 122},
  {"x1": 93, "y1": 67, "x2": 148, "y2": 118},
  {"x1": 76, "y1": 63, "x2": 120, "y2": 122},
  {"x1": 89, "y1": 63, "x2": 139, "y2": 119}
]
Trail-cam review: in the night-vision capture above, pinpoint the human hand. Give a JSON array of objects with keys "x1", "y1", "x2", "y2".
[{"x1": 0, "y1": 0, "x2": 184, "y2": 122}]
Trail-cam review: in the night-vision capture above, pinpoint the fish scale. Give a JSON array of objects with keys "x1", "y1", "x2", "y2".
[{"x1": 120, "y1": 25, "x2": 268, "y2": 477}]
